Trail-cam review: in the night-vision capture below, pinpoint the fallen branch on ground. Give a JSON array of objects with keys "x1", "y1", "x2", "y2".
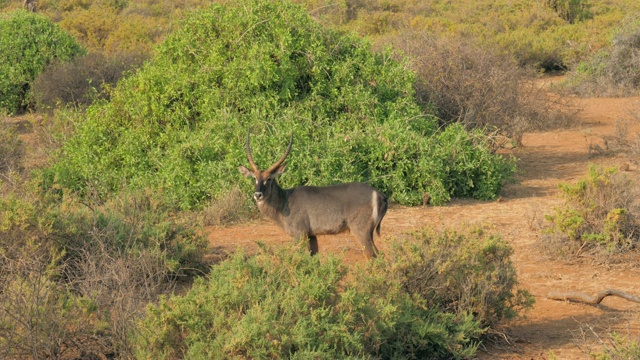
[{"x1": 547, "y1": 289, "x2": 640, "y2": 304}]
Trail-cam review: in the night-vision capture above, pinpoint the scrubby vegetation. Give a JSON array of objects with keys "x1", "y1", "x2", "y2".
[
  {"x1": 0, "y1": 126, "x2": 24, "y2": 186},
  {"x1": 592, "y1": 333, "x2": 640, "y2": 360},
  {"x1": 137, "y1": 228, "x2": 531, "y2": 359},
  {"x1": 542, "y1": 165, "x2": 640, "y2": 258},
  {"x1": 0, "y1": 187, "x2": 207, "y2": 358},
  {"x1": 4, "y1": 0, "x2": 640, "y2": 74},
  {"x1": 561, "y1": 18, "x2": 640, "y2": 96},
  {"x1": 1, "y1": 0, "x2": 210, "y2": 55},
  {"x1": 338, "y1": 0, "x2": 640, "y2": 70},
  {"x1": 2, "y1": 0, "x2": 640, "y2": 357}
]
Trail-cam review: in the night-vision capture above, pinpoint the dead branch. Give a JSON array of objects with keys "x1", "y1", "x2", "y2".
[{"x1": 547, "y1": 289, "x2": 640, "y2": 304}]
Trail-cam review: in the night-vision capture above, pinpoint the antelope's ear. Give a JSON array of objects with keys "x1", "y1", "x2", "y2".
[
  {"x1": 238, "y1": 165, "x2": 254, "y2": 178},
  {"x1": 271, "y1": 164, "x2": 286, "y2": 177}
]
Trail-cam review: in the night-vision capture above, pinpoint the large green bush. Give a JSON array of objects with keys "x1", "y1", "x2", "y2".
[
  {"x1": 0, "y1": 9, "x2": 84, "y2": 113},
  {"x1": 47, "y1": 0, "x2": 515, "y2": 209}
]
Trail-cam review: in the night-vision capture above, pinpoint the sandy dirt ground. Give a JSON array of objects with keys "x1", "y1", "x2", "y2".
[{"x1": 206, "y1": 81, "x2": 640, "y2": 359}]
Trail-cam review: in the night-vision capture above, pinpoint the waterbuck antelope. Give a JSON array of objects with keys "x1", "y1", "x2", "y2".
[{"x1": 238, "y1": 131, "x2": 388, "y2": 258}]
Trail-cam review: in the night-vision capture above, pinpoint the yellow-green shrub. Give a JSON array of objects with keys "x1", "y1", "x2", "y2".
[{"x1": 543, "y1": 165, "x2": 640, "y2": 256}]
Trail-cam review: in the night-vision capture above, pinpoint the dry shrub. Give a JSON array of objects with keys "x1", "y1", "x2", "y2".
[
  {"x1": 384, "y1": 33, "x2": 574, "y2": 143},
  {"x1": 66, "y1": 232, "x2": 173, "y2": 358},
  {"x1": 0, "y1": 188, "x2": 202, "y2": 358},
  {"x1": 201, "y1": 186, "x2": 255, "y2": 226},
  {"x1": 30, "y1": 50, "x2": 147, "y2": 111},
  {"x1": 382, "y1": 226, "x2": 534, "y2": 328},
  {"x1": 0, "y1": 241, "x2": 105, "y2": 360},
  {"x1": 605, "y1": 20, "x2": 640, "y2": 91},
  {"x1": 544, "y1": 0, "x2": 592, "y2": 24},
  {"x1": 591, "y1": 333, "x2": 640, "y2": 360},
  {"x1": 593, "y1": 117, "x2": 640, "y2": 157},
  {"x1": 0, "y1": 232, "x2": 168, "y2": 359}
]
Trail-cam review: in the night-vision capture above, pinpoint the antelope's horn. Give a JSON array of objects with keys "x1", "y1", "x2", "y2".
[
  {"x1": 245, "y1": 129, "x2": 259, "y2": 172},
  {"x1": 267, "y1": 132, "x2": 293, "y2": 174}
]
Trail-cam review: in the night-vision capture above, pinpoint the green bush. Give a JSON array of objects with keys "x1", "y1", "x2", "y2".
[
  {"x1": 137, "y1": 227, "x2": 531, "y2": 359},
  {"x1": 136, "y1": 245, "x2": 485, "y2": 359},
  {"x1": 543, "y1": 165, "x2": 640, "y2": 256},
  {"x1": 47, "y1": 0, "x2": 515, "y2": 210},
  {"x1": 0, "y1": 9, "x2": 84, "y2": 114}
]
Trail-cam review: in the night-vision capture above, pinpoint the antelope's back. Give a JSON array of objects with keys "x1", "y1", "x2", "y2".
[{"x1": 286, "y1": 183, "x2": 384, "y2": 231}]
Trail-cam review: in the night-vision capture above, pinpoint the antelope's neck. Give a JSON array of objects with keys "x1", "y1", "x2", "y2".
[{"x1": 257, "y1": 185, "x2": 288, "y2": 224}]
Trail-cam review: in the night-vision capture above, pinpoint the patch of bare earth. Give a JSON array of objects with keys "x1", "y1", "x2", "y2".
[{"x1": 206, "y1": 87, "x2": 640, "y2": 359}]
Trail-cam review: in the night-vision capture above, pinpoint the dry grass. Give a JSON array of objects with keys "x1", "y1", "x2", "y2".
[
  {"x1": 30, "y1": 50, "x2": 147, "y2": 112},
  {"x1": 201, "y1": 186, "x2": 255, "y2": 227}
]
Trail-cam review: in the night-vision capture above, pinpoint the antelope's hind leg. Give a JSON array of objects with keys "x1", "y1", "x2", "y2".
[
  {"x1": 354, "y1": 230, "x2": 378, "y2": 259},
  {"x1": 308, "y1": 235, "x2": 319, "y2": 255}
]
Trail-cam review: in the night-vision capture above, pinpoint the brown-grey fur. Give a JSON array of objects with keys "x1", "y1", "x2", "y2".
[{"x1": 239, "y1": 131, "x2": 387, "y2": 258}]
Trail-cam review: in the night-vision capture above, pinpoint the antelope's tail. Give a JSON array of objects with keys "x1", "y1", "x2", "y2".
[{"x1": 374, "y1": 192, "x2": 388, "y2": 237}]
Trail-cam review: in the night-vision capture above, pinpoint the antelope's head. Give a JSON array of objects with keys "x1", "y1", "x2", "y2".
[{"x1": 238, "y1": 130, "x2": 293, "y2": 203}]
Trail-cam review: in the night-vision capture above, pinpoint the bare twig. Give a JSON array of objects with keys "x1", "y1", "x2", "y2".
[{"x1": 547, "y1": 289, "x2": 640, "y2": 304}]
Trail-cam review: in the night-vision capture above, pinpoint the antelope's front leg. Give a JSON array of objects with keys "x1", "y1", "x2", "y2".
[{"x1": 292, "y1": 232, "x2": 318, "y2": 256}]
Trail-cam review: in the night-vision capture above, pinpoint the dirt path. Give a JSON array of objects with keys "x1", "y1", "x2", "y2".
[{"x1": 206, "y1": 91, "x2": 640, "y2": 359}]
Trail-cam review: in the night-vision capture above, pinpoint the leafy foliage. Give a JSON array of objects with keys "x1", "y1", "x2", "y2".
[
  {"x1": 0, "y1": 9, "x2": 84, "y2": 114},
  {"x1": 543, "y1": 165, "x2": 640, "y2": 256},
  {"x1": 137, "y1": 227, "x2": 530, "y2": 359},
  {"x1": 136, "y1": 245, "x2": 485, "y2": 359},
  {"x1": 47, "y1": 0, "x2": 515, "y2": 209}
]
